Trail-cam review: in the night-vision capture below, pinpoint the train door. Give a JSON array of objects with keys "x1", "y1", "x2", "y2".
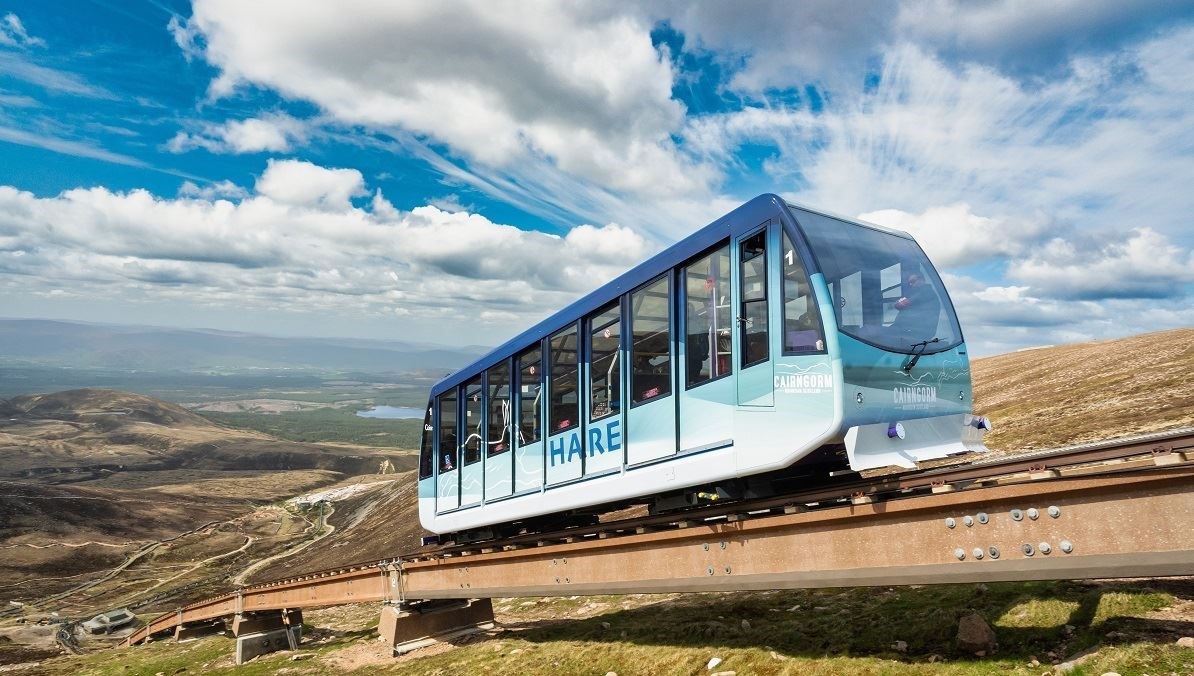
[
  {"x1": 677, "y1": 243, "x2": 735, "y2": 453},
  {"x1": 484, "y1": 360, "x2": 513, "y2": 500},
  {"x1": 435, "y1": 390, "x2": 459, "y2": 512},
  {"x1": 734, "y1": 223, "x2": 775, "y2": 406},
  {"x1": 584, "y1": 302, "x2": 624, "y2": 475},
  {"x1": 545, "y1": 323, "x2": 583, "y2": 484},
  {"x1": 459, "y1": 376, "x2": 484, "y2": 506},
  {"x1": 625, "y1": 274, "x2": 677, "y2": 464},
  {"x1": 513, "y1": 345, "x2": 545, "y2": 492}
]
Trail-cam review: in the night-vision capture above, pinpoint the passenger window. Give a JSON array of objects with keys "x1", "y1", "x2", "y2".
[
  {"x1": 684, "y1": 244, "x2": 732, "y2": 387},
  {"x1": 487, "y1": 362, "x2": 511, "y2": 455},
  {"x1": 463, "y1": 377, "x2": 483, "y2": 466},
  {"x1": 548, "y1": 325, "x2": 579, "y2": 433},
  {"x1": 589, "y1": 303, "x2": 621, "y2": 420},
  {"x1": 419, "y1": 403, "x2": 433, "y2": 479},
  {"x1": 517, "y1": 346, "x2": 542, "y2": 445},
  {"x1": 838, "y1": 271, "x2": 863, "y2": 328},
  {"x1": 880, "y1": 262, "x2": 902, "y2": 325},
  {"x1": 739, "y1": 229, "x2": 769, "y2": 367},
  {"x1": 782, "y1": 232, "x2": 826, "y2": 353},
  {"x1": 630, "y1": 276, "x2": 671, "y2": 404},
  {"x1": 438, "y1": 392, "x2": 457, "y2": 473}
]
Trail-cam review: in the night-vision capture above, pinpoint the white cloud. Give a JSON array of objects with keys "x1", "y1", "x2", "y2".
[
  {"x1": 943, "y1": 273, "x2": 1194, "y2": 355},
  {"x1": 894, "y1": 0, "x2": 1190, "y2": 74},
  {"x1": 178, "y1": 1, "x2": 710, "y2": 198},
  {"x1": 178, "y1": 179, "x2": 248, "y2": 201},
  {"x1": 0, "y1": 13, "x2": 45, "y2": 48},
  {"x1": 1007, "y1": 228, "x2": 1194, "y2": 300},
  {"x1": 688, "y1": 26, "x2": 1194, "y2": 241},
  {"x1": 0, "y1": 160, "x2": 649, "y2": 333},
  {"x1": 654, "y1": 1, "x2": 892, "y2": 91},
  {"x1": 166, "y1": 113, "x2": 308, "y2": 154},
  {"x1": 858, "y1": 203, "x2": 1053, "y2": 268},
  {"x1": 253, "y1": 159, "x2": 366, "y2": 210}
]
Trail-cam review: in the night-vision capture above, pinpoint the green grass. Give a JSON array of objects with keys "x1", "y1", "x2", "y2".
[
  {"x1": 38, "y1": 581, "x2": 1193, "y2": 675},
  {"x1": 201, "y1": 408, "x2": 424, "y2": 449}
]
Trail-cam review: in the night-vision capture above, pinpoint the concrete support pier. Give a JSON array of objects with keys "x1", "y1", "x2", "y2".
[
  {"x1": 232, "y1": 609, "x2": 304, "y2": 665},
  {"x1": 378, "y1": 598, "x2": 495, "y2": 655},
  {"x1": 231, "y1": 609, "x2": 302, "y2": 637}
]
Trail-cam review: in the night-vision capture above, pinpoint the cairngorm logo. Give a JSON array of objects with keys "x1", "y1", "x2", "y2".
[{"x1": 894, "y1": 384, "x2": 937, "y2": 405}]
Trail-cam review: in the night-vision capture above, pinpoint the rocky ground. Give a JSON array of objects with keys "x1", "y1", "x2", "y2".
[{"x1": 15, "y1": 579, "x2": 1194, "y2": 675}]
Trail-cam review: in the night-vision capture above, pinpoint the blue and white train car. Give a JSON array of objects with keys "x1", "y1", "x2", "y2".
[{"x1": 416, "y1": 194, "x2": 989, "y2": 539}]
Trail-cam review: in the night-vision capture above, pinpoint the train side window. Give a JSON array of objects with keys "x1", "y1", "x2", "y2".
[
  {"x1": 487, "y1": 361, "x2": 511, "y2": 455},
  {"x1": 684, "y1": 243, "x2": 732, "y2": 387},
  {"x1": 588, "y1": 303, "x2": 621, "y2": 420},
  {"x1": 739, "y1": 229, "x2": 769, "y2": 367},
  {"x1": 516, "y1": 346, "x2": 543, "y2": 444},
  {"x1": 630, "y1": 275, "x2": 671, "y2": 404},
  {"x1": 782, "y1": 231, "x2": 826, "y2": 354},
  {"x1": 548, "y1": 324, "x2": 579, "y2": 433},
  {"x1": 463, "y1": 376, "x2": 483, "y2": 466},
  {"x1": 419, "y1": 403, "x2": 434, "y2": 479},
  {"x1": 438, "y1": 392, "x2": 457, "y2": 473}
]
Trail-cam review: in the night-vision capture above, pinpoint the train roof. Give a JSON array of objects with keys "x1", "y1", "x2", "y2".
[{"x1": 429, "y1": 194, "x2": 914, "y2": 397}]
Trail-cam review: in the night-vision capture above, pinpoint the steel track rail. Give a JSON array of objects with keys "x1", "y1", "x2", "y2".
[{"x1": 122, "y1": 426, "x2": 1194, "y2": 646}]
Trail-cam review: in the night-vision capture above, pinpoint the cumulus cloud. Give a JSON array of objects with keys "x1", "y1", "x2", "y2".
[
  {"x1": 895, "y1": 0, "x2": 1194, "y2": 75},
  {"x1": 943, "y1": 273, "x2": 1194, "y2": 355},
  {"x1": 176, "y1": 1, "x2": 711, "y2": 197},
  {"x1": 1007, "y1": 228, "x2": 1194, "y2": 300},
  {"x1": 166, "y1": 113, "x2": 308, "y2": 154},
  {"x1": 253, "y1": 159, "x2": 366, "y2": 210},
  {"x1": 653, "y1": 1, "x2": 893, "y2": 91},
  {"x1": 858, "y1": 203, "x2": 1053, "y2": 268},
  {"x1": 0, "y1": 160, "x2": 649, "y2": 330}
]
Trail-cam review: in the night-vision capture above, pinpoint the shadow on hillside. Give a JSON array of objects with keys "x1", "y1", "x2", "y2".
[{"x1": 496, "y1": 579, "x2": 1194, "y2": 661}]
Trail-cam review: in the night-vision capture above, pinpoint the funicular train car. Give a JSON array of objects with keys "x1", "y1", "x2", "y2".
[{"x1": 417, "y1": 194, "x2": 989, "y2": 540}]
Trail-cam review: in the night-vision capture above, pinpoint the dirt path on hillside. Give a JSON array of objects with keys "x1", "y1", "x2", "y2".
[
  {"x1": 24, "y1": 520, "x2": 224, "y2": 608},
  {"x1": 230, "y1": 505, "x2": 333, "y2": 586}
]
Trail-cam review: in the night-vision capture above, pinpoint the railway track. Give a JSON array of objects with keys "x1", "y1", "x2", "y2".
[{"x1": 124, "y1": 427, "x2": 1194, "y2": 647}]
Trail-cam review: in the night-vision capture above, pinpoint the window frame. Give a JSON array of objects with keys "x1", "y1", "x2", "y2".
[
  {"x1": 628, "y1": 272, "x2": 673, "y2": 409},
  {"x1": 789, "y1": 205, "x2": 964, "y2": 355},
  {"x1": 738, "y1": 225, "x2": 770, "y2": 370},
  {"x1": 514, "y1": 344, "x2": 544, "y2": 447},
  {"x1": 586, "y1": 301, "x2": 622, "y2": 423},
  {"x1": 437, "y1": 389, "x2": 459, "y2": 474},
  {"x1": 485, "y1": 358, "x2": 512, "y2": 457},
  {"x1": 780, "y1": 228, "x2": 828, "y2": 357},
  {"x1": 547, "y1": 321, "x2": 581, "y2": 435},
  {"x1": 682, "y1": 239, "x2": 735, "y2": 391},
  {"x1": 461, "y1": 375, "x2": 484, "y2": 467}
]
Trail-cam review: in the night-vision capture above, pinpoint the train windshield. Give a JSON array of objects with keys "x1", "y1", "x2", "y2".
[{"x1": 791, "y1": 207, "x2": 962, "y2": 354}]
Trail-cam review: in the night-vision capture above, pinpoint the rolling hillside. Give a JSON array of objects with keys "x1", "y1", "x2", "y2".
[{"x1": 972, "y1": 327, "x2": 1194, "y2": 453}]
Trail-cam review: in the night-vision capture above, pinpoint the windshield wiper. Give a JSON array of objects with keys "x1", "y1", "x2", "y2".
[{"x1": 903, "y1": 337, "x2": 941, "y2": 372}]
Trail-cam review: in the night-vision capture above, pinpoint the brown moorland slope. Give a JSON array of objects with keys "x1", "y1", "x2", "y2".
[
  {"x1": 0, "y1": 389, "x2": 416, "y2": 617},
  {"x1": 0, "y1": 388, "x2": 413, "y2": 478},
  {"x1": 972, "y1": 327, "x2": 1194, "y2": 453}
]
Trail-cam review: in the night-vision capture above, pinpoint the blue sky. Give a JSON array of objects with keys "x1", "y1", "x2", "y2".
[{"x1": 1, "y1": 1, "x2": 1192, "y2": 355}]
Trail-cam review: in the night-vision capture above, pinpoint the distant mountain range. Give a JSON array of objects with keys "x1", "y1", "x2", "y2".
[{"x1": 0, "y1": 319, "x2": 485, "y2": 373}]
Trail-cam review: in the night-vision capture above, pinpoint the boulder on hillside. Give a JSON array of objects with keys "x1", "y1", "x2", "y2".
[{"x1": 956, "y1": 613, "x2": 997, "y2": 654}]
